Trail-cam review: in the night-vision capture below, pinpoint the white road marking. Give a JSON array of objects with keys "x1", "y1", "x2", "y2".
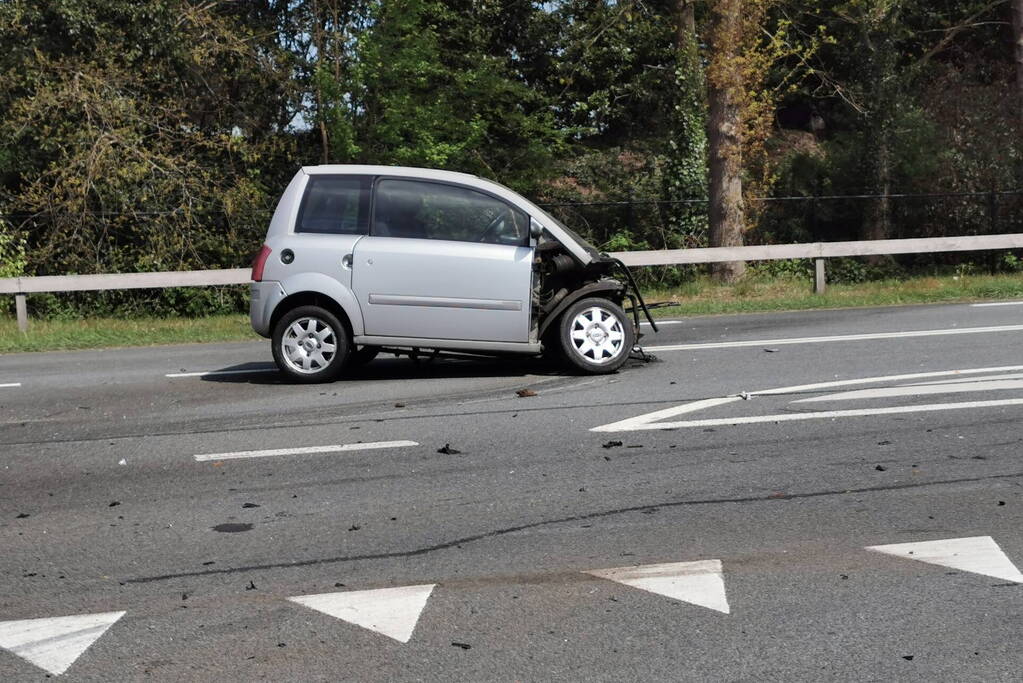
[
  {"x1": 795, "y1": 376, "x2": 1023, "y2": 403},
  {"x1": 867, "y1": 536, "x2": 1023, "y2": 583},
  {"x1": 0, "y1": 611, "x2": 125, "y2": 676},
  {"x1": 0, "y1": 383, "x2": 21, "y2": 388},
  {"x1": 585, "y1": 560, "x2": 729, "y2": 614},
  {"x1": 166, "y1": 368, "x2": 277, "y2": 378},
  {"x1": 601, "y1": 398, "x2": 1023, "y2": 431},
  {"x1": 193, "y1": 440, "x2": 419, "y2": 462},
  {"x1": 641, "y1": 320, "x2": 685, "y2": 326},
  {"x1": 645, "y1": 323, "x2": 1023, "y2": 352},
  {"x1": 971, "y1": 301, "x2": 1023, "y2": 307},
  {"x1": 288, "y1": 585, "x2": 436, "y2": 643},
  {"x1": 592, "y1": 365, "x2": 1023, "y2": 432}
]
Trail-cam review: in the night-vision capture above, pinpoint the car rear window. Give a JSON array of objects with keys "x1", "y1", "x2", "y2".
[{"x1": 296, "y1": 175, "x2": 371, "y2": 235}]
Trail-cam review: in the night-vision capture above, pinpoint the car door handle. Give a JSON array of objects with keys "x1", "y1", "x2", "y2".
[{"x1": 341, "y1": 254, "x2": 353, "y2": 269}]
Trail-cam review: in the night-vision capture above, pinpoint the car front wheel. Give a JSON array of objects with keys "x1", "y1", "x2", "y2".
[
  {"x1": 558, "y1": 297, "x2": 634, "y2": 374},
  {"x1": 272, "y1": 305, "x2": 349, "y2": 383}
]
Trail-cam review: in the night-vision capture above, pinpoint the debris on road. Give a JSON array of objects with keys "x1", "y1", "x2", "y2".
[
  {"x1": 118, "y1": 458, "x2": 127, "y2": 466},
  {"x1": 242, "y1": 502, "x2": 260, "y2": 508},
  {"x1": 451, "y1": 642, "x2": 472, "y2": 650},
  {"x1": 246, "y1": 580, "x2": 257, "y2": 590},
  {"x1": 15, "y1": 513, "x2": 29, "y2": 519},
  {"x1": 602, "y1": 440, "x2": 623, "y2": 449},
  {"x1": 109, "y1": 501, "x2": 121, "y2": 507},
  {"x1": 875, "y1": 465, "x2": 887, "y2": 471},
  {"x1": 763, "y1": 348, "x2": 779, "y2": 353},
  {"x1": 213, "y1": 523, "x2": 253, "y2": 533},
  {"x1": 395, "y1": 402, "x2": 406, "y2": 408},
  {"x1": 516, "y1": 388, "x2": 537, "y2": 397},
  {"x1": 437, "y1": 444, "x2": 461, "y2": 455},
  {"x1": 348, "y1": 524, "x2": 361, "y2": 531}
]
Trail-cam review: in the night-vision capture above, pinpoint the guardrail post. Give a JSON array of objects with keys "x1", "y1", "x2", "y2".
[
  {"x1": 15, "y1": 294, "x2": 28, "y2": 332},
  {"x1": 814, "y1": 258, "x2": 826, "y2": 295}
]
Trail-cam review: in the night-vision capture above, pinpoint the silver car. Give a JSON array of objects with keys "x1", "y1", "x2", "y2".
[{"x1": 250, "y1": 165, "x2": 657, "y2": 382}]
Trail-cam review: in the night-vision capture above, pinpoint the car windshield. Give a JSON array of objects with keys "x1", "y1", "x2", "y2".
[
  {"x1": 534, "y1": 207, "x2": 601, "y2": 258},
  {"x1": 480, "y1": 178, "x2": 602, "y2": 257}
]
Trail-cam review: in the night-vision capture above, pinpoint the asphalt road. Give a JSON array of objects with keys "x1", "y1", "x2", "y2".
[{"x1": 3, "y1": 300, "x2": 1023, "y2": 681}]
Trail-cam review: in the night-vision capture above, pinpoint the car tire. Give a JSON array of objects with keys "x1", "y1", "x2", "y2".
[
  {"x1": 272, "y1": 305, "x2": 350, "y2": 383},
  {"x1": 348, "y1": 346, "x2": 380, "y2": 366},
  {"x1": 558, "y1": 297, "x2": 634, "y2": 374}
]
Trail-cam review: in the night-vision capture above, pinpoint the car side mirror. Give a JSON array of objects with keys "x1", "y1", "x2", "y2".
[{"x1": 529, "y1": 219, "x2": 543, "y2": 240}]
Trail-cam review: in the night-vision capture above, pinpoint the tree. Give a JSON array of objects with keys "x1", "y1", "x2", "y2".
[
  {"x1": 706, "y1": 0, "x2": 749, "y2": 282},
  {"x1": 662, "y1": 0, "x2": 709, "y2": 247},
  {"x1": 1014, "y1": 0, "x2": 1023, "y2": 124}
]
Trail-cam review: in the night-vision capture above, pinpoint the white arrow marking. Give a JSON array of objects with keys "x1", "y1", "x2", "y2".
[
  {"x1": 0, "y1": 611, "x2": 125, "y2": 676},
  {"x1": 585, "y1": 560, "x2": 729, "y2": 614},
  {"x1": 867, "y1": 536, "x2": 1023, "y2": 583},
  {"x1": 592, "y1": 365, "x2": 1023, "y2": 432},
  {"x1": 288, "y1": 584, "x2": 435, "y2": 643},
  {"x1": 795, "y1": 376, "x2": 1023, "y2": 403}
]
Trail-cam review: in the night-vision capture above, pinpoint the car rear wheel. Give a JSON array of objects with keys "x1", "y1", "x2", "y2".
[
  {"x1": 558, "y1": 297, "x2": 634, "y2": 374},
  {"x1": 272, "y1": 305, "x2": 349, "y2": 383}
]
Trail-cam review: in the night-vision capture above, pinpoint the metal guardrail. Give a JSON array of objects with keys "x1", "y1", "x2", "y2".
[{"x1": 3, "y1": 234, "x2": 1023, "y2": 332}]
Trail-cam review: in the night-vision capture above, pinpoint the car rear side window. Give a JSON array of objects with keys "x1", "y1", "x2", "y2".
[
  {"x1": 373, "y1": 179, "x2": 528, "y2": 245},
  {"x1": 296, "y1": 175, "x2": 371, "y2": 235}
]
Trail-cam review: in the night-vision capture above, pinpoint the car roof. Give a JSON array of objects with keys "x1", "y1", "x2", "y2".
[{"x1": 303, "y1": 165, "x2": 481, "y2": 184}]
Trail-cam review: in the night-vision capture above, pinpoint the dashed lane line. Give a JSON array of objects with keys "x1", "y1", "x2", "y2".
[
  {"x1": 166, "y1": 368, "x2": 276, "y2": 378},
  {"x1": 193, "y1": 439, "x2": 419, "y2": 462},
  {"x1": 0, "y1": 383, "x2": 21, "y2": 388},
  {"x1": 644, "y1": 323, "x2": 1023, "y2": 352}
]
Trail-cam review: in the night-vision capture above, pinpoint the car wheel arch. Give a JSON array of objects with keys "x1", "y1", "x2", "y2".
[{"x1": 537, "y1": 280, "x2": 627, "y2": 339}]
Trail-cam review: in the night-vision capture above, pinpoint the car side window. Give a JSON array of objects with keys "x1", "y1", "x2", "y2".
[
  {"x1": 373, "y1": 179, "x2": 528, "y2": 245},
  {"x1": 296, "y1": 176, "x2": 371, "y2": 235}
]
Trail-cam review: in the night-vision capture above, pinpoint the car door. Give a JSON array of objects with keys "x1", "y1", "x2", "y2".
[{"x1": 351, "y1": 178, "x2": 533, "y2": 343}]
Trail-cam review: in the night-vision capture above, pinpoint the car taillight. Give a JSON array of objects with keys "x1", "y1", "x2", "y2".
[{"x1": 251, "y1": 244, "x2": 272, "y2": 282}]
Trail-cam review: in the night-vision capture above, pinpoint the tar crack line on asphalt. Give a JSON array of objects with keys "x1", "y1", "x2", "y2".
[{"x1": 122, "y1": 468, "x2": 1023, "y2": 585}]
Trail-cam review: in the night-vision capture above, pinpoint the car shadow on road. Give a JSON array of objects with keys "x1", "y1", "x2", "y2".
[{"x1": 199, "y1": 355, "x2": 566, "y2": 384}]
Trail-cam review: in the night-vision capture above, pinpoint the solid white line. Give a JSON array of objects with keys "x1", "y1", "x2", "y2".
[
  {"x1": 971, "y1": 301, "x2": 1023, "y2": 307},
  {"x1": 620, "y1": 398, "x2": 1023, "y2": 431},
  {"x1": 645, "y1": 324, "x2": 1023, "y2": 352},
  {"x1": 0, "y1": 383, "x2": 21, "y2": 388},
  {"x1": 193, "y1": 440, "x2": 419, "y2": 462},
  {"x1": 166, "y1": 368, "x2": 277, "y2": 378}
]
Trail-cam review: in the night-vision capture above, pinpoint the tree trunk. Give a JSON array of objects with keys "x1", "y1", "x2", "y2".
[
  {"x1": 675, "y1": 0, "x2": 695, "y2": 48},
  {"x1": 1014, "y1": 0, "x2": 1023, "y2": 125},
  {"x1": 706, "y1": 0, "x2": 746, "y2": 282}
]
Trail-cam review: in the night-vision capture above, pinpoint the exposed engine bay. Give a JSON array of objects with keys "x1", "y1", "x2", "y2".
[{"x1": 531, "y1": 234, "x2": 658, "y2": 343}]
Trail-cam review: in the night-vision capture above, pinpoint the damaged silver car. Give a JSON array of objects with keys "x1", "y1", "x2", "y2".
[{"x1": 250, "y1": 165, "x2": 657, "y2": 382}]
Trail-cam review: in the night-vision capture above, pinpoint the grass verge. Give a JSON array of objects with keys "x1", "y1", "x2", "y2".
[
  {"x1": 644, "y1": 272, "x2": 1023, "y2": 318},
  {"x1": 0, "y1": 314, "x2": 257, "y2": 354},
  {"x1": 2, "y1": 272, "x2": 1022, "y2": 353}
]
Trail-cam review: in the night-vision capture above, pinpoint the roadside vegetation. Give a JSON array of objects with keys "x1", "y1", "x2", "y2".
[
  {"x1": 1, "y1": 1, "x2": 1021, "y2": 320},
  {"x1": 4, "y1": 271, "x2": 1023, "y2": 354}
]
